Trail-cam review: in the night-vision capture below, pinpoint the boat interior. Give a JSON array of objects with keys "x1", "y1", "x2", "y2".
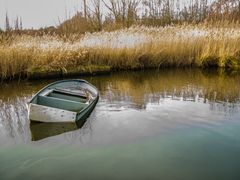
[{"x1": 33, "y1": 89, "x2": 92, "y2": 112}]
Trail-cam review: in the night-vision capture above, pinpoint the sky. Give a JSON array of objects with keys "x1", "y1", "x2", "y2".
[
  {"x1": 0, "y1": 0, "x2": 83, "y2": 29},
  {"x1": 0, "y1": 0, "x2": 213, "y2": 30}
]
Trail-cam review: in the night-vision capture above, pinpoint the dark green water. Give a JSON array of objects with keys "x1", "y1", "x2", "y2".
[{"x1": 0, "y1": 69, "x2": 240, "y2": 180}]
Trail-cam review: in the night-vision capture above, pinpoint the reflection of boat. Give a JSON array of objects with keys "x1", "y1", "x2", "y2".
[
  {"x1": 28, "y1": 79, "x2": 99, "y2": 123},
  {"x1": 30, "y1": 120, "x2": 86, "y2": 141}
]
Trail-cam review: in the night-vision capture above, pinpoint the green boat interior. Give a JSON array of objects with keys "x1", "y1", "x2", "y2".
[{"x1": 34, "y1": 89, "x2": 89, "y2": 112}]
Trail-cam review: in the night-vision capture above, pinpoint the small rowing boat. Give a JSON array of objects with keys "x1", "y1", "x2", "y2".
[{"x1": 28, "y1": 79, "x2": 99, "y2": 123}]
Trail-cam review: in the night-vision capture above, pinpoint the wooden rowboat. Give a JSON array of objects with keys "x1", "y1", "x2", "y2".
[{"x1": 28, "y1": 79, "x2": 99, "y2": 123}]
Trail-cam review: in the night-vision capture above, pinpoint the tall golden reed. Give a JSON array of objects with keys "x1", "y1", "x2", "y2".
[{"x1": 0, "y1": 23, "x2": 240, "y2": 80}]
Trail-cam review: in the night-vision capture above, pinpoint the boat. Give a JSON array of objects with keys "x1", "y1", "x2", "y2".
[{"x1": 28, "y1": 79, "x2": 99, "y2": 123}]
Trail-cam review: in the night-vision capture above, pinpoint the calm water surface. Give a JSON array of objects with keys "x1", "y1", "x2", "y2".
[{"x1": 0, "y1": 69, "x2": 240, "y2": 180}]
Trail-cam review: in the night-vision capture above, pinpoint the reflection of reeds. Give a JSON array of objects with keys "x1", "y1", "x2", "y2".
[
  {"x1": 0, "y1": 97, "x2": 30, "y2": 142},
  {"x1": 0, "y1": 69, "x2": 239, "y2": 142},
  {"x1": 1, "y1": 24, "x2": 240, "y2": 80},
  {"x1": 96, "y1": 69, "x2": 240, "y2": 105}
]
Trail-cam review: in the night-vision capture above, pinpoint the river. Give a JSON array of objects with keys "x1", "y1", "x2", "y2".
[{"x1": 0, "y1": 69, "x2": 240, "y2": 180}]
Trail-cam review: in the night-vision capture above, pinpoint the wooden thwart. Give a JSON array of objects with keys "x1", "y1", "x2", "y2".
[{"x1": 54, "y1": 88, "x2": 87, "y2": 99}]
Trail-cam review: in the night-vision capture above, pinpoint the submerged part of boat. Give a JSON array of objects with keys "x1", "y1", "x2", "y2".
[
  {"x1": 30, "y1": 121, "x2": 87, "y2": 141},
  {"x1": 28, "y1": 79, "x2": 99, "y2": 123}
]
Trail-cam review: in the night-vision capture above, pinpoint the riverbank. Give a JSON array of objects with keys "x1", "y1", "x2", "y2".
[{"x1": 1, "y1": 24, "x2": 240, "y2": 81}]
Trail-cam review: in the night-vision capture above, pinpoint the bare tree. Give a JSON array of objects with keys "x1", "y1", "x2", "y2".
[
  {"x1": 83, "y1": 0, "x2": 87, "y2": 19},
  {"x1": 88, "y1": 0, "x2": 103, "y2": 31},
  {"x1": 20, "y1": 17, "x2": 23, "y2": 30},
  {"x1": 102, "y1": 0, "x2": 140, "y2": 26},
  {"x1": 5, "y1": 13, "x2": 11, "y2": 31},
  {"x1": 58, "y1": 0, "x2": 240, "y2": 33},
  {"x1": 14, "y1": 17, "x2": 19, "y2": 30}
]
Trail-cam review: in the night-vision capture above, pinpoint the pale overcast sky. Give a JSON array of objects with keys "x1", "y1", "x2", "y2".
[
  {"x1": 0, "y1": 0, "x2": 213, "y2": 30},
  {"x1": 0, "y1": 0, "x2": 83, "y2": 29}
]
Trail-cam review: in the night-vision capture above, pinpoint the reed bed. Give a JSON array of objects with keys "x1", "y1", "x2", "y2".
[{"x1": 0, "y1": 23, "x2": 240, "y2": 80}]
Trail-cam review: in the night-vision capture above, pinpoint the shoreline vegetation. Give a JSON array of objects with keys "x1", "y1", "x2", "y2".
[{"x1": 1, "y1": 0, "x2": 240, "y2": 80}]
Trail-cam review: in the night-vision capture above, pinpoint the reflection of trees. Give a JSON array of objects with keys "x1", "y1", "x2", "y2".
[
  {"x1": 89, "y1": 69, "x2": 240, "y2": 110},
  {"x1": 209, "y1": 101, "x2": 240, "y2": 115},
  {"x1": 0, "y1": 69, "x2": 239, "y2": 142},
  {"x1": 0, "y1": 80, "x2": 55, "y2": 142},
  {"x1": 0, "y1": 80, "x2": 52, "y2": 101}
]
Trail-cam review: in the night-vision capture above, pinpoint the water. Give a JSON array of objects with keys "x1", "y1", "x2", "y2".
[{"x1": 0, "y1": 69, "x2": 240, "y2": 180}]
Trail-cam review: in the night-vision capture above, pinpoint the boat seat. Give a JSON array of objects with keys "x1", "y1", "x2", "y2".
[
  {"x1": 37, "y1": 95, "x2": 87, "y2": 112},
  {"x1": 54, "y1": 89, "x2": 87, "y2": 99},
  {"x1": 47, "y1": 90, "x2": 87, "y2": 103}
]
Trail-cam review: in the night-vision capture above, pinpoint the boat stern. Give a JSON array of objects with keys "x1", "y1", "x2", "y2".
[{"x1": 28, "y1": 103, "x2": 77, "y2": 123}]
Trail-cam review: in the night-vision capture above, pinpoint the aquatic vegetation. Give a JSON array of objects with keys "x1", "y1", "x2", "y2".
[{"x1": 0, "y1": 23, "x2": 240, "y2": 80}]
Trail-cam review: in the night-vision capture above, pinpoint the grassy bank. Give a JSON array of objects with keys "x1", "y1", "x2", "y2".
[{"x1": 1, "y1": 23, "x2": 240, "y2": 80}]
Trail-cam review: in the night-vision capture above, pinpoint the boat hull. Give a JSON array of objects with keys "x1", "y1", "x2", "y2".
[
  {"x1": 76, "y1": 96, "x2": 99, "y2": 122},
  {"x1": 28, "y1": 79, "x2": 99, "y2": 123}
]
